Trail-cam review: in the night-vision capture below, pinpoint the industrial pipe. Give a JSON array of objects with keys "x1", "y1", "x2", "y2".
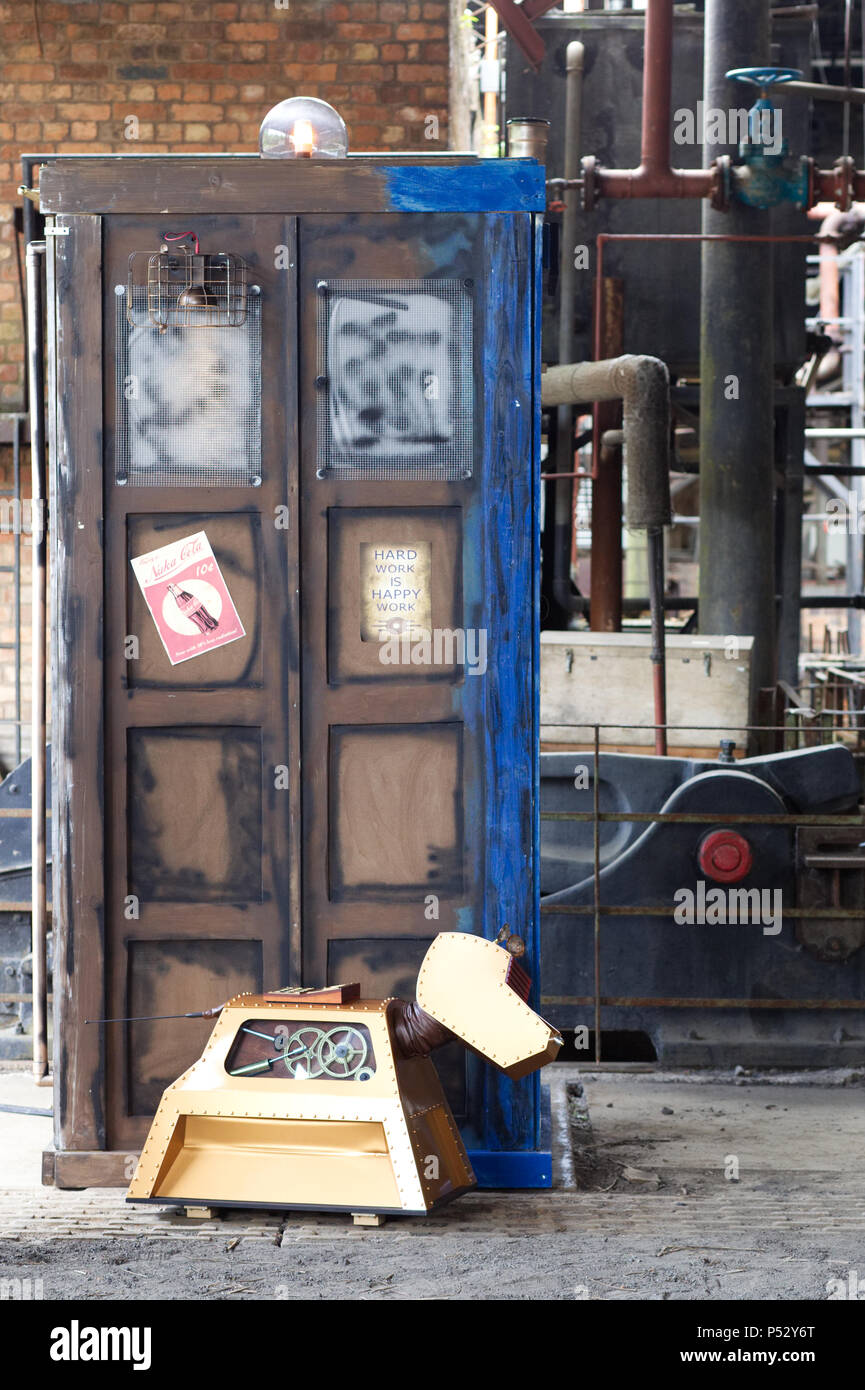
[
  {"x1": 579, "y1": 0, "x2": 865, "y2": 214},
  {"x1": 541, "y1": 356, "x2": 672, "y2": 532},
  {"x1": 584, "y1": 0, "x2": 718, "y2": 205},
  {"x1": 26, "y1": 239, "x2": 48, "y2": 1086},
  {"x1": 785, "y1": 80, "x2": 865, "y2": 106},
  {"x1": 648, "y1": 528, "x2": 668, "y2": 757},
  {"x1": 550, "y1": 41, "x2": 586, "y2": 619},
  {"x1": 699, "y1": 0, "x2": 777, "y2": 713},
  {"x1": 541, "y1": 355, "x2": 672, "y2": 752}
]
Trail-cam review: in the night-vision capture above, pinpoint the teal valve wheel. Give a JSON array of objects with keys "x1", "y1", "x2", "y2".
[{"x1": 725, "y1": 67, "x2": 802, "y2": 91}]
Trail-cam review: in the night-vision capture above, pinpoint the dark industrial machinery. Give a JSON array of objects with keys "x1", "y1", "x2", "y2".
[{"x1": 540, "y1": 743, "x2": 865, "y2": 1066}]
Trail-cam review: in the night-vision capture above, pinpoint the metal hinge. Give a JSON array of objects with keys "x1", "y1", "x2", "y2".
[{"x1": 44, "y1": 227, "x2": 70, "y2": 237}]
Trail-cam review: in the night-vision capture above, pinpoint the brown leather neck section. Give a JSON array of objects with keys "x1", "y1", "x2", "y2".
[{"x1": 391, "y1": 999, "x2": 454, "y2": 1059}]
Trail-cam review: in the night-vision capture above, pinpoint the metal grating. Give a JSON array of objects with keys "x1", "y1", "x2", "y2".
[
  {"x1": 115, "y1": 288, "x2": 262, "y2": 487},
  {"x1": 316, "y1": 278, "x2": 473, "y2": 481},
  {"x1": 130, "y1": 249, "x2": 248, "y2": 331}
]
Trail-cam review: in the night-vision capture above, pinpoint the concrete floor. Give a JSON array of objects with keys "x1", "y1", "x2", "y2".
[{"x1": 1, "y1": 1063, "x2": 863, "y2": 1300}]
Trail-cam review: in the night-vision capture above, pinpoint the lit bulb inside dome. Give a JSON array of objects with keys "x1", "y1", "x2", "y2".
[
  {"x1": 259, "y1": 97, "x2": 348, "y2": 159},
  {"x1": 290, "y1": 119, "x2": 315, "y2": 157}
]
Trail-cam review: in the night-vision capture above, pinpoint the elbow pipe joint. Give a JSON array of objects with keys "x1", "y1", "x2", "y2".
[{"x1": 542, "y1": 354, "x2": 672, "y2": 530}]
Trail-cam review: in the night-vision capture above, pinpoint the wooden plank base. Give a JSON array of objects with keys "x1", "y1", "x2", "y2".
[{"x1": 43, "y1": 1149, "x2": 138, "y2": 1189}]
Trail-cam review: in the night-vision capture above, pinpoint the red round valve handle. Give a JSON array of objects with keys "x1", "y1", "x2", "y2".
[{"x1": 698, "y1": 829, "x2": 753, "y2": 884}]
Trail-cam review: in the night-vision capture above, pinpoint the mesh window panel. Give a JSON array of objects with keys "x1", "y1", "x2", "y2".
[
  {"x1": 316, "y1": 278, "x2": 473, "y2": 481},
  {"x1": 115, "y1": 288, "x2": 262, "y2": 487}
]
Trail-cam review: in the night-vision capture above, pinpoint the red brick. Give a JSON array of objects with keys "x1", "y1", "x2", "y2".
[
  {"x1": 341, "y1": 23, "x2": 390, "y2": 40},
  {"x1": 225, "y1": 22, "x2": 278, "y2": 40},
  {"x1": 57, "y1": 102, "x2": 112, "y2": 120},
  {"x1": 170, "y1": 103, "x2": 224, "y2": 121}
]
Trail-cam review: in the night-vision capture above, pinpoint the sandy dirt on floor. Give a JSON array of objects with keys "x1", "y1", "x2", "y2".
[{"x1": 1, "y1": 1064, "x2": 863, "y2": 1301}]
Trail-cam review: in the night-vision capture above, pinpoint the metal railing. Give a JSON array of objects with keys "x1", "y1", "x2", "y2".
[{"x1": 539, "y1": 721, "x2": 865, "y2": 1063}]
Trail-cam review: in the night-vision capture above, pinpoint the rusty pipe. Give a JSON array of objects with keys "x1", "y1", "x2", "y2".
[
  {"x1": 641, "y1": 0, "x2": 673, "y2": 177},
  {"x1": 542, "y1": 355, "x2": 671, "y2": 717},
  {"x1": 541, "y1": 355, "x2": 671, "y2": 528},
  {"x1": 587, "y1": 0, "x2": 717, "y2": 203},
  {"x1": 549, "y1": 42, "x2": 586, "y2": 618},
  {"x1": 583, "y1": 0, "x2": 865, "y2": 211},
  {"x1": 26, "y1": 239, "x2": 48, "y2": 1086}
]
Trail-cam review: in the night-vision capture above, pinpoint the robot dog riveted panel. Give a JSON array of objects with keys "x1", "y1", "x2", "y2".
[{"x1": 417, "y1": 933, "x2": 562, "y2": 1081}]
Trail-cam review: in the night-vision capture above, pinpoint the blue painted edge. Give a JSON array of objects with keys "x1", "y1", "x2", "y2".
[
  {"x1": 468, "y1": 1149, "x2": 553, "y2": 1189},
  {"x1": 531, "y1": 212, "x2": 544, "y2": 1149},
  {"x1": 382, "y1": 160, "x2": 546, "y2": 213}
]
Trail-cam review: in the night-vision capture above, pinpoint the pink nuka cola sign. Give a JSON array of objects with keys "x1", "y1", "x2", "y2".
[{"x1": 130, "y1": 530, "x2": 246, "y2": 665}]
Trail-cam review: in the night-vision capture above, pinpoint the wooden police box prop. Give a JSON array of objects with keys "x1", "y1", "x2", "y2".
[{"x1": 38, "y1": 151, "x2": 547, "y2": 1190}]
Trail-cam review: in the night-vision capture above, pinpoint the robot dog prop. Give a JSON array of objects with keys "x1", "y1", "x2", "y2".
[{"x1": 125, "y1": 932, "x2": 562, "y2": 1218}]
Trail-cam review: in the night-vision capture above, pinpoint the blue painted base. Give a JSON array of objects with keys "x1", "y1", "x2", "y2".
[{"x1": 467, "y1": 1149, "x2": 552, "y2": 1189}]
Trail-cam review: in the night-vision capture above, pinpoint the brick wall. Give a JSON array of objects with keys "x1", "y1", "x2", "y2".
[{"x1": 0, "y1": 0, "x2": 453, "y2": 410}]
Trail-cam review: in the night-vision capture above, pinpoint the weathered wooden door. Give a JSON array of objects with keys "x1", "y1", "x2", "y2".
[
  {"x1": 297, "y1": 212, "x2": 538, "y2": 1159},
  {"x1": 101, "y1": 213, "x2": 299, "y2": 1153}
]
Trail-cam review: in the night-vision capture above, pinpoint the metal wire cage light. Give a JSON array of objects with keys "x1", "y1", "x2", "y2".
[{"x1": 126, "y1": 233, "x2": 248, "y2": 332}]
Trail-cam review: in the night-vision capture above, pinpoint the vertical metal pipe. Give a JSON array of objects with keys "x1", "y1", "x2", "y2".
[
  {"x1": 592, "y1": 722, "x2": 601, "y2": 1064},
  {"x1": 26, "y1": 239, "x2": 47, "y2": 1084},
  {"x1": 699, "y1": 0, "x2": 777, "y2": 708},
  {"x1": 13, "y1": 416, "x2": 21, "y2": 767},
  {"x1": 483, "y1": 4, "x2": 499, "y2": 159},
  {"x1": 640, "y1": 0, "x2": 674, "y2": 177},
  {"x1": 589, "y1": 278, "x2": 624, "y2": 630},
  {"x1": 551, "y1": 42, "x2": 585, "y2": 619},
  {"x1": 648, "y1": 527, "x2": 668, "y2": 755}
]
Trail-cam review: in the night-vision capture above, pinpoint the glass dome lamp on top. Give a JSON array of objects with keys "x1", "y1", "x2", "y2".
[{"x1": 259, "y1": 97, "x2": 349, "y2": 159}]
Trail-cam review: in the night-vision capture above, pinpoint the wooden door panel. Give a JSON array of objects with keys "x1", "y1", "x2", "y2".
[
  {"x1": 299, "y1": 214, "x2": 495, "y2": 1133},
  {"x1": 127, "y1": 727, "x2": 263, "y2": 903},
  {"x1": 329, "y1": 723, "x2": 463, "y2": 899},
  {"x1": 102, "y1": 214, "x2": 298, "y2": 1148},
  {"x1": 126, "y1": 937, "x2": 262, "y2": 1114}
]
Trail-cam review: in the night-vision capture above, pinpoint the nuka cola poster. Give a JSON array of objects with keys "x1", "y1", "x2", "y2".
[{"x1": 130, "y1": 531, "x2": 245, "y2": 665}]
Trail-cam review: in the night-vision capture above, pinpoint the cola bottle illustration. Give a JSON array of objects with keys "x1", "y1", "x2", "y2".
[{"x1": 167, "y1": 583, "x2": 219, "y2": 634}]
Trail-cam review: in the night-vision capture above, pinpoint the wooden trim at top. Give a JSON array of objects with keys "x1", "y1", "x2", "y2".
[{"x1": 37, "y1": 156, "x2": 547, "y2": 217}]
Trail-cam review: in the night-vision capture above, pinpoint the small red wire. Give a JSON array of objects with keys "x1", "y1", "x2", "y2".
[{"x1": 162, "y1": 231, "x2": 199, "y2": 253}]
